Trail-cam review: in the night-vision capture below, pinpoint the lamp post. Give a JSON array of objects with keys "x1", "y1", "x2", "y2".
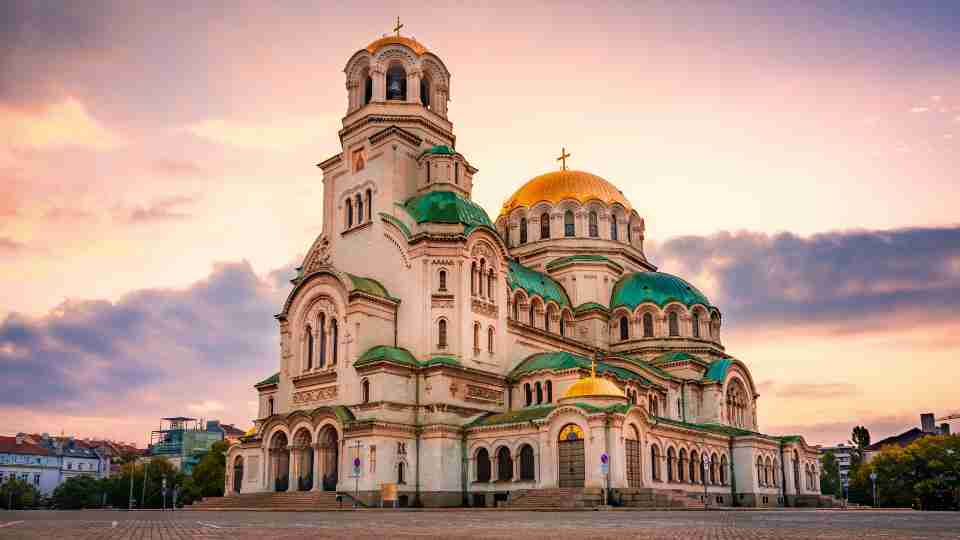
[
  {"x1": 702, "y1": 454, "x2": 710, "y2": 510},
  {"x1": 869, "y1": 472, "x2": 878, "y2": 508},
  {"x1": 837, "y1": 455, "x2": 845, "y2": 509}
]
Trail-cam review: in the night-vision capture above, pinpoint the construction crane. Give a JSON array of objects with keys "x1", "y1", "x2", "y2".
[{"x1": 936, "y1": 413, "x2": 960, "y2": 422}]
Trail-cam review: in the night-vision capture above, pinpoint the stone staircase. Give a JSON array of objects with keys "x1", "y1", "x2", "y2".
[
  {"x1": 617, "y1": 488, "x2": 706, "y2": 509},
  {"x1": 506, "y1": 488, "x2": 604, "y2": 509},
  {"x1": 186, "y1": 491, "x2": 344, "y2": 511}
]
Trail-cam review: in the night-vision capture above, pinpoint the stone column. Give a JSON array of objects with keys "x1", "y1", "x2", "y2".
[
  {"x1": 371, "y1": 63, "x2": 386, "y2": 102},
  {"x1": 286, "y1": 445, "x2": 296, "y2": 492},
  {"x1": 311, "y1": 443, "x2": 322, "y2": 491},
  {"x1": 408, "y1": 68, "x2": 421, "y2": 104}
]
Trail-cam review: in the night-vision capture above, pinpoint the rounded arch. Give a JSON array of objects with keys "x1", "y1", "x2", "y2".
[
  {"x1": 528, "y1": 296, "x2": 544, "y2": 328},
  {"x1": 544, "y1": 301, "x2": 559, "y2": 333}
]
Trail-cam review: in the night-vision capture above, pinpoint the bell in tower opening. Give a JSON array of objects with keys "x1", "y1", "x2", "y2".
[{"x1": 386, "y1": 64, "x2": 407, "y2": 100}]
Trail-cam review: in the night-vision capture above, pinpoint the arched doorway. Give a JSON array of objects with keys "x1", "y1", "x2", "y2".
[
  {"x1": 232, "y1": 456, "x2": 244, "y2": 494},
  {"x1": 557, "y1": 424, "x2": 585, "y2": 488},
  {"x1": 269, "y1": 431, "x2": 289, "y2": 492},
  {"x1": 318, "y1": 426, "x2": 339, "y2": 491},
  {"x1": 292, "y1": 427, "x2": 314, "y2": 491},
  {"x1": 625, "y1": 425, "x2": 642, "y2": 487}
]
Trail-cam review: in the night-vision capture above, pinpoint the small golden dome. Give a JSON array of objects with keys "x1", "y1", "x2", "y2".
[
  {"x1": 563, "y1": 375, "x2": 626, "y2": 400},
  {"x1": 366, "y1": 35, "x2": 428, "y2": 56},
  {"x1": 499, "y1": 170, "x2": 633, "y2": 217},
  {"x1": 243, "y1": 426, "x2": 257, "y2": 437}
]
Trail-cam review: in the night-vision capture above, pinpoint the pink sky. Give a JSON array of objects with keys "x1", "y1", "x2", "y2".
[{"x1": 1, "y1": 1, "x2": 959, "y2": 446}]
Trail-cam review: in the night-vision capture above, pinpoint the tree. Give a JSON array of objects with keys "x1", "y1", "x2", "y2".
[
  {"x1": 851, "y1": 426, "x2": 871, "y2": 450},
  {"x1": 846, "y1": 426, "x2": 872, "y2": 504},
  {"x1": 190, "y1": 440, "x2": 228, "y2": 499},
  {"x1": 51, "y1": 475, "x2": 104, "y2": 509},
  {"x1": 857, "y1": 434, "x2": 960, "y2": 510},
  {"x1": 820, "y1": 451, "x2": 841, "y2": 497},
  {"x1": 0, "y1": 477, "x2": 39, "y2": 509}
]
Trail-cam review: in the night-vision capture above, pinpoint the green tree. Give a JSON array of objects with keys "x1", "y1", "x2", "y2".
[
  {"x1": 0, "y1": 477, "x2": 39, "y2": 509},
  {"x1": 820, "y1": 451, "x2": 841, "y2": 497},
  {"x1": 51, "y1": 475, "x2": 104, "y2": 509},
  {"x1": 190, "y1": 440, "x2": 228, "y2": 499},
  {"x1": 857, "y1": 434, "x2": 960, "y2": 510},
  {"x1": 845, "y1": 426, "x2": 872, "y2": 504},
  {"x1": 851, "y1": 426, "x2": 871, "y2": 450}
]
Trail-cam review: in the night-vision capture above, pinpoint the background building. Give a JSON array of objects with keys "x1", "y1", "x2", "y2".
[{"x1": 148, "y1": 417, "x2": 231, "y2": 473}]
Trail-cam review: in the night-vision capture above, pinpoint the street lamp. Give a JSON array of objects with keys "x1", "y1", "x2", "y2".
[
  {"x1": 702, "y1": 454, "x2": 711, "y2": 509},
  {"x1": 869, "y1": 472, "x2": 878, "y2": 508}
]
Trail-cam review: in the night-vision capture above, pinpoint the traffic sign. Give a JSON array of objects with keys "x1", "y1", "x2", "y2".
[
  {"x1": 600, "y1": 453, "x2": 608, "y2": 464},
  {"x1": 600, "y1": 462, "x2": 609, "y2": 474}
]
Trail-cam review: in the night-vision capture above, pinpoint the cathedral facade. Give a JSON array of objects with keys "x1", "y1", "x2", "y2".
[{"x1": 224, "y1": 30, "x2": 826, "y2": 508}]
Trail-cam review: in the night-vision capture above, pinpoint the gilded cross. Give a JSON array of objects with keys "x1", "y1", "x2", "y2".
[
  {"x1": 557, "y1": 147, "x2": 571, "y2": 171},
  {"x1": 393, "y1": 16, "x2": 404, "y2": 37}
]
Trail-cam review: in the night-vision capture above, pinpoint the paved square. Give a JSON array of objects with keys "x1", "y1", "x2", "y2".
[{"x1": 1, "y1": 509, "x2": 958, "y2": 539}]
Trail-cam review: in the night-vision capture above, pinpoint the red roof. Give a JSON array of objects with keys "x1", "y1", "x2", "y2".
[{"x1": 0, "y1": 436, "x2": 54, "y2": 456}]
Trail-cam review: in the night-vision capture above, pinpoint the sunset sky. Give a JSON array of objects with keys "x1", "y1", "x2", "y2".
[{"x1": 2, "y1": 1, "x2": 959, "y2": 447}]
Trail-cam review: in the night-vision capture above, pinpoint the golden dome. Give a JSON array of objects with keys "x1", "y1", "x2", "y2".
[
  {"x1": 499, "y1": 170, "x2": 633, "y2": 217},
  {"x1": 366, "y1": 35, "x2": 428, "y2": 56},
  {"x1": 563, "y1": 375, "x2": 626, "y2": 400},
  {"x1": 243, "y1": 426, "x2": 257, "y2": 437}
]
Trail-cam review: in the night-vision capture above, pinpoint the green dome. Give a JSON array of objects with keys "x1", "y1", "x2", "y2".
[
  {"x1": 401, "y1": 191, "x2": 494, "y2": 232},
  {"x1": 610, "y1": 271, "x2": 711, "y2": 310}
]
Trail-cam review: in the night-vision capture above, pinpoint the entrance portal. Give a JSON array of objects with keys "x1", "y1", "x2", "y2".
[
  {"x1": 557, "y1": 424, "x2": 585, "y2": 488},
  {"x1": 269, "y1": 431, "x2": 290, "y2": 492},
  {"x1": 233, "y1": 456, "x2": 244, "y2": 493},
  {"x1": 318, "y1": 426, "x2": 339, "y2": 491}
]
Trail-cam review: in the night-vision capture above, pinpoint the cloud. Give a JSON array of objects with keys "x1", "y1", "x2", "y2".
[
  {"x1": 187, "y1": 400, "x2": 226, "y2": 414},
  {"x1": 910, "y1": 107, "x2": 929, "y2": 113},
  {"x1": 767, "y1": 413, "x2": 919, "y2": 447},
  {"x1": 152, "y1": 159, "x2": 204, "y2": 178},
  {"x1": 771, "y1": 382, "x2": 859, "y2": 399},
  {"x1": 183, "y1": 117, "x2": 318, "y2": 150},
  {"x1": 0, "y1": 261, "x2": 281, "y2": 410},
  {"x1": 44, "y1": 207, "x2": 94, "y2": 222},
  {"x1": 1, "y1": 98, "x2": 124, "y2": 151},
  {"x1": 650, "y1": 226, "x2": 960, "y2": 331},
  {"x1": 0, "y1": 237, "x2": 25, "y2": 254},
  {"x1": 126, "y1": 195, "x2": 196, "y2": 224}
]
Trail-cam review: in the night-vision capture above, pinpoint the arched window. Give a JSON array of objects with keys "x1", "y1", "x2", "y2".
[
  {"x1": 397, "y1": 461, "x2": 405, "y2": 484},
  {"x1": 726, "y1": 379, "x2": 748, "y2": 428},
  {"x1": 487, "y1": 326, "x2": 494, "y2": 352},
  {"x1": 473, "y1": 322, "x2": 480, "y2": 351},
  {"x1": 427, "y1": 162, "x2": 432, "y2": 183},
  {"x1": 497, "y1": 447, "x2": 513, "y2": 481},
  {"x1": 678, "y1": 449, "x2": 687, "y2": 482},
  {"x1": 519, "y1": 218, "x2": 528, "y2": 244},
  {"x1": 535, "y1": 382, "x2": 543, "y2": 405},
  {"x1": 267, "y1": 397, "x2": 274, "y2": 416},
  {"x1": 364, "y1": 75, "x2": 373, "y2": 104},
  {"x1": 519, "y1": 445, "x2": 535, "y2": 481},
  {"x1": 642, "y1": 312, "x2": 654, "y2": 337},
  {"x1": 512, "y1": 298, "x2": 519, "y2": 320},
  {"x1": 611, "y1": 215, "x2": 618, "y2": 240},
  {"x1": 386, "y1": 64, "x2": 407, "y2": 100},
  {"x1": 540, "y1": 212, "x2": 550, "y2": 239},
  {"x1": 524, "y1": 383, "x2": 532, "y2": 406},
  {"x1": 478, "y1": 259, "x2": 486, "y2": 297},
  {"x1": 487, "y1": 269, "x2": 494, "y2": 300},
  {"x1": 588, "y1": 211, "x2": 599, "y2": 237},
  {"x1": 690, "y1": 450, "x2": 699, "y2": 484},
  {"x1": 355, "y1": 194, "x2": 363, "y2": 224},
  {"x1": 361, "y1": 379, "x2": 370, "y2": 404},
  {"x1": 470, "y1": 262, "x2": 477, "y2": 295},
  {"x1": 454, "y1": 162, "x2": 459, "y2": 184},
  {"x1": 438, "y1": 319, "x2": 447, "y2": 348},
  {"x1": 476, "y1": 448, "x2": 491, "y2": 482},
  {"x1": 667, "y1": 448, "x2": 676, "y2": 482},
  {"x1": 711, "y1": 312, "x2": 721, "y2": 339},
  {"x1": 365, "y1": 189, "x2": 372, "y2": 221},
  {"x1": 710, "y1": 453, "x2": 718, "y2": 485},
  {"x1": 420, "y1": 77, "x2": 430, "y2": 108},
  {"x1": 559, "y1": 315, "x2": 566, "y2": 337},
  {"x1": 546, "y1": 380, "x2": 553, "y2": 403},
  {"x1": 544, "y1": 306, "x2": 552, "y2": 333},
  {"x1": 438, "y1": 270, "x2": 447, "y2": 291},
  {"x1": 628, "y1": 218, "x2": 632, "y2": 243},
  {"x1": 649, "y1": 396, "x2": 659, "y2": 416},
  {"x1": 773, "y1": 459, "x2": 779, "y2": 486},
  {"x1": 668, "y1": 311, "x2": 680, "y2": 336},
  {"x1": 757, "y1": 457, "x2": 764, "y2": 486},
  {"x1": 318, "y1": 314, "x2": 327, "y2": 368},
  {"x1": 651, "y1": 445, "x2": 661, "y2": 481},
  {"x1": 564, "y1": 210, "x2": 575, "y2": 237},
  {"x1": 528, "y1": 304, "x2": 535, "y2": 327},
  {"x1": 346, "y1": 199, "x2": 353, "y2": 228},
  {"x1": 330, "y1": 319, "x2": 338, "y2": 365},
  {"x1": 720, "y1": 455, "x2": 728, "y2": 485},
  {"x1": 692, "y1": 312, "x2": 701, "y2": 338},
  {"x1": 305, "y1": 325, "x2": 314, "y2": 370},
  {"x1": 619, "y1": 315, "x2": 629, "y2": 341}
]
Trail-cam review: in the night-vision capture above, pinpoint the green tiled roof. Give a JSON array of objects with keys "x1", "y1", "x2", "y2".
[
  {"x1": 379, "y1": 212, "x2": 411, "y2": 239},
  {"x1": 345, "y1": 273, "x2": 396, "y2": 301},
  {"x1": 507, "y1": 260, "x2": 571, "y2": 308},
  {"x1": 466, "y1": 405, "x2": 556, "y2": 428},
  {"x1": 546, "y1": 255, "x2": 623, "y2": 272},
  {"x1": 574, "y1": 302, "x2": 608, "y2": 314},
  {"x1": 420, "y1": 355, "x2": 462, "y2": 368},
  {"x1": 254, "y1": 372, "x2": 279, "y2": 387},
  {"x1": 703, "y1": 357, "x2": 733, "y2": 382},
  {"x1": 420, "y1": 145, "x2": 456, "y2": 157},
  {"x1": 509, "y1": 351, "x2": 651, "y2": 385},
  {"x1": 652, "y1": 416, "x2": 778, "y2": 439},
  {"x1": 355, "y1": 346, "x2": 418, "y2": 368},
  {"x1": 622, "y1": 356, "x2": 676, "y2": 381},
  {"x1": 651, "y1": 351, "x2": 706, "y2": 366},
  {"x1": 610, "y1": 271, "x2": 711, "y2": 310},
  {"x1": 401, "y1": 191, "x2": 494, "y2": 231}
]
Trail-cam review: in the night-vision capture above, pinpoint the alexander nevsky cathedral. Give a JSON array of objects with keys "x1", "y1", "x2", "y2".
[{"x1": 222, "y1": 27, "x2": 830, "y2": 509}]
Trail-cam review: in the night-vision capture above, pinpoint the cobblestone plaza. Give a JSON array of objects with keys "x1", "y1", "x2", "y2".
[{"x1": 1, "y1": 510, "x2": 958, "y2": 539}]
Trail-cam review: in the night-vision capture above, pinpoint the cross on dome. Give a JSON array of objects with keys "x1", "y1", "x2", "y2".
[
  {"x1": 557, "y1": 147, "x2": 571, "y2": 171},
  {"x1": 393, "y1": 16, "x2": 404, "y2": 37}
]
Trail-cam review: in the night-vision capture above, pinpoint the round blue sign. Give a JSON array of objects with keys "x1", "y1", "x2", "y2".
[
  {"x1": 601, "y1": 453, "x2": 608, "y2": 464},
  {"x1": 353, "y1": 457, "x2": 361, "y2": 468}
]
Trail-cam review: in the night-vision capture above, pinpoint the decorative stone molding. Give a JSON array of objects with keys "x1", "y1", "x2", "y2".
[
  {"x1": 292, "y1": 386, "x2": 338, "y2": 404},
  {"x1": 465, "y1": 384, "x2": 503, "y2": 406},
  {"x1": 471, "y1": 297, "x2": 498, "y2": 317}
]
